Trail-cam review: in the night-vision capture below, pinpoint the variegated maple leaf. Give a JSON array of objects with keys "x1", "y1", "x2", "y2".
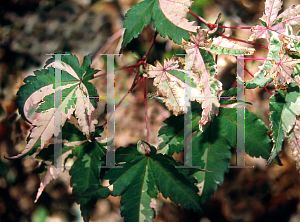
[
  {"x1": 246, "y1": 32, "x2": 300, "y2": 88},
  {"x1": 249, "y1": 0, "x2": 300, "y2": 43},
  {"x1": 267, "y1": 53, "x2": 300, "y2": 85},
  {"x1": 158, "y1": 0, "x2": 198, "y2": 33},
  {"x1": 144, "y1": 56, "x2": 204, "y2": 116},
  {"x1": 181, "y1": 29, "x2": 222, "y2": 128},
  {"x1": 121, "y1": 0, "x2": 200, "y2": 51},
  {"x1": 8, "y1": 54, "x2": 99, "y2": 159}
]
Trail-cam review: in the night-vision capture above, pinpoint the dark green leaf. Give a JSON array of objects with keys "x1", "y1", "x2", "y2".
[
  {"x1": 105, "y1": 143, "x2": 201, "y2": 221},
  {"x1": 191, "y1": 119, "x2": 231, "y2": 204}
]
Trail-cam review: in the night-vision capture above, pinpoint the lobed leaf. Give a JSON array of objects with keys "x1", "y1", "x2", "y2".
[
  {"x1": 249, "y1": 0, "x2": 300, "y2": 43},
  {"x1": 121, "y1": 0, "x2": 198, "y2": 51},
  {"x1": 267, "y1": 83, "x2": 300, "y2": 164},
  {"x1": 191, "y1": 117, "x2": 231, "y2": 204},
  {"x1": 10, "y1": 54, "x2": 99, "y2": 159},
  {"x1": 210, "y1": 37, "x2": 255, "y2": 56},
  {"x1": 69, "y1": 142, "x2": 106, "y2": 222},
  {"x1": 104, "y1": 142, "x2": 201, "y2": 221},
  {"x1": 144, "y1": 56, "x2": 204, "y2": 116}
]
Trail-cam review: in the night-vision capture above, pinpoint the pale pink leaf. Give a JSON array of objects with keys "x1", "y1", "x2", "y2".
[
  {"x1": 158, "y1": 0, "x2": 199, "y2": 32},
  {"x1": 144, "y1": 56, "x2": 204, "y2": 116}
]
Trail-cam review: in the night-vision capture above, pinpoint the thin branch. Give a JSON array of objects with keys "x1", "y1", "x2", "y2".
[
  {"x1": 237, "y1": 60, "x2": 273, "y2": 96},
  {"x1": 94, "y1": 60, "x2": 145, "y2": 78},
  {"x1": 189, "y1": 10, "x2": 251, "y2": 30},
  {"x1": 188, "y1": 10, "x2": 214, "y2": 29},
  {"x1": 104, "y1": 75, "x2": 142, "y2": 128},
  {"x1": 142, "y1": 32, "x2": 158, "y2": 60}
]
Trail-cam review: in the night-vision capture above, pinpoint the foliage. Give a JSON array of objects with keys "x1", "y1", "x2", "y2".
[{"x1": 7, "y1": 0, "x2": 300, "y2": 221}]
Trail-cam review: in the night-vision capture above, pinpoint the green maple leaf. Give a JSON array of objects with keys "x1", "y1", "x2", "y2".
[
  {"x1": 218, "y1": 108, "x2": 273, "y2": 159},
  {"x1": 191, "y1": 119, "x2": 231, "y2": 204},
  {"x1": 121, "y1": 0, "x2": 198, "y2": 51},
  {"x1": 267, "y1": 83, "x2": 300, "y2": 164},
  {"x1": 158, "y1": 102, "x2": 273, "y2": 160},
  {"x1": 36, "y1": 121, "x2": 107, "y2": 222},
  {"x1": 158, "y1": 101, "x2": 277, "y2": 203},
  {"x1": 104, "y1": 142, "x2": 201, "y2": 222},
  {"x1": 158, "y1": 102, "x2": 202, "y2": 155},
  {"x1": 9, "y1": 54, "x2": 99, "y2": 159}
]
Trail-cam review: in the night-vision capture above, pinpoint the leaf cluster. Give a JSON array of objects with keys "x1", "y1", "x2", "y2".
[{"x1": 7, "y1": 0, "x2": 300, "y2": 221}]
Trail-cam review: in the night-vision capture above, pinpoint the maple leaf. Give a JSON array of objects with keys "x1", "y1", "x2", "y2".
[
  {"x1": 158, "y1": 100, "x2": 275, "y2": 161},
  {"x1": 121, "y1": 0, "x2": 199, "y2": 51},
  {"x1": 210, "y1": 37, "x2": 255, "y2": 56},
  {"x1": 245, "y1": 32, "x2": 300, "y2": 89},
  {"x1": 181, "y1": 29, "x2": 222, "y2": 128},
  {"x1": 267, "y1": 54, "x2": 300, "y2": 85},
  {"x1": 158, "y1": 0, "x2": 197, "y2": 33},
  {"x1": 8, "y1": 54, "x2": 99, "y2": 159},
  {"x1": 267, "y1": 83, "x2": 300, "y2": 165},
  {"x1": 249, "y1": 0, "x2": 300, "y2": 43},
  {"x1": 104, "y1": 142, "x2": 201, "y2": 222},
  {"x1": 34, "y1": 121, "x2": 106, "y2": 206},
  {"x1": 34, "y1": 163, "x2": 64, "y2": 203},
  {"x1": 144, "y1": 56, "x2": 204, "y2": 116}
]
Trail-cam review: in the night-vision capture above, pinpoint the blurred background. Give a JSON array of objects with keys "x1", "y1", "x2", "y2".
[{"x1": 1, "y1": 0, "x2": 300, "y2": 221}]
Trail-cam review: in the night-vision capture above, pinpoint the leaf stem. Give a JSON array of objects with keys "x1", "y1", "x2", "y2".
[
  {"x1": 236, "y1": 60, "x2": 273, "y2": 96},
  {"x1": 188, "y1": 10, "x2": 214, "y2": 30},
  {"x1": 142, "y1": 31, "x2": 158, "y2": 60},
  {"x1": 104, "y1": 75, "x2": 142, "y2": 128},
  {"x1": 188, "y1": 10, "x2": 251, "y2": 30},
  {"x1": 94, "y1": 60, "x2": 145, "y2": 78}
]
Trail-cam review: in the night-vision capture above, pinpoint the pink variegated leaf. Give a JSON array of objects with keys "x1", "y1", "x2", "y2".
[
  {"x1": 250, "y1": 0, "x2": 300, "y2": 43},
  {"x1": 181, "y1": 29, "x2": 222, "y2": 129},
  {"x1": 158, "y1": 0, "x2": 198, "y2": 33},
  {"x1": 210, "y1": 37, "x2": 255, "y2": 56},
  {"x1": 144, "y1": 56, "x2": 204, "y2": 116},
  {"x1": 7, "y1": 54, "x2": 99, "y2": 159}
]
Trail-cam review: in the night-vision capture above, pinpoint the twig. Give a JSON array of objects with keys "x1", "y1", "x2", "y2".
[
  {"x1": 237, "y1": 59, "x2": 273, "y2": 96},
  {"x1": 188, "y1": 10, "x2": 251, "y2": 30}
]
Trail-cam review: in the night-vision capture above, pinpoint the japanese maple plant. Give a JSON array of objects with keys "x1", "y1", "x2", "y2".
[{"x1": 6, "y1": 0, "x2": 300, "y2": 221}]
